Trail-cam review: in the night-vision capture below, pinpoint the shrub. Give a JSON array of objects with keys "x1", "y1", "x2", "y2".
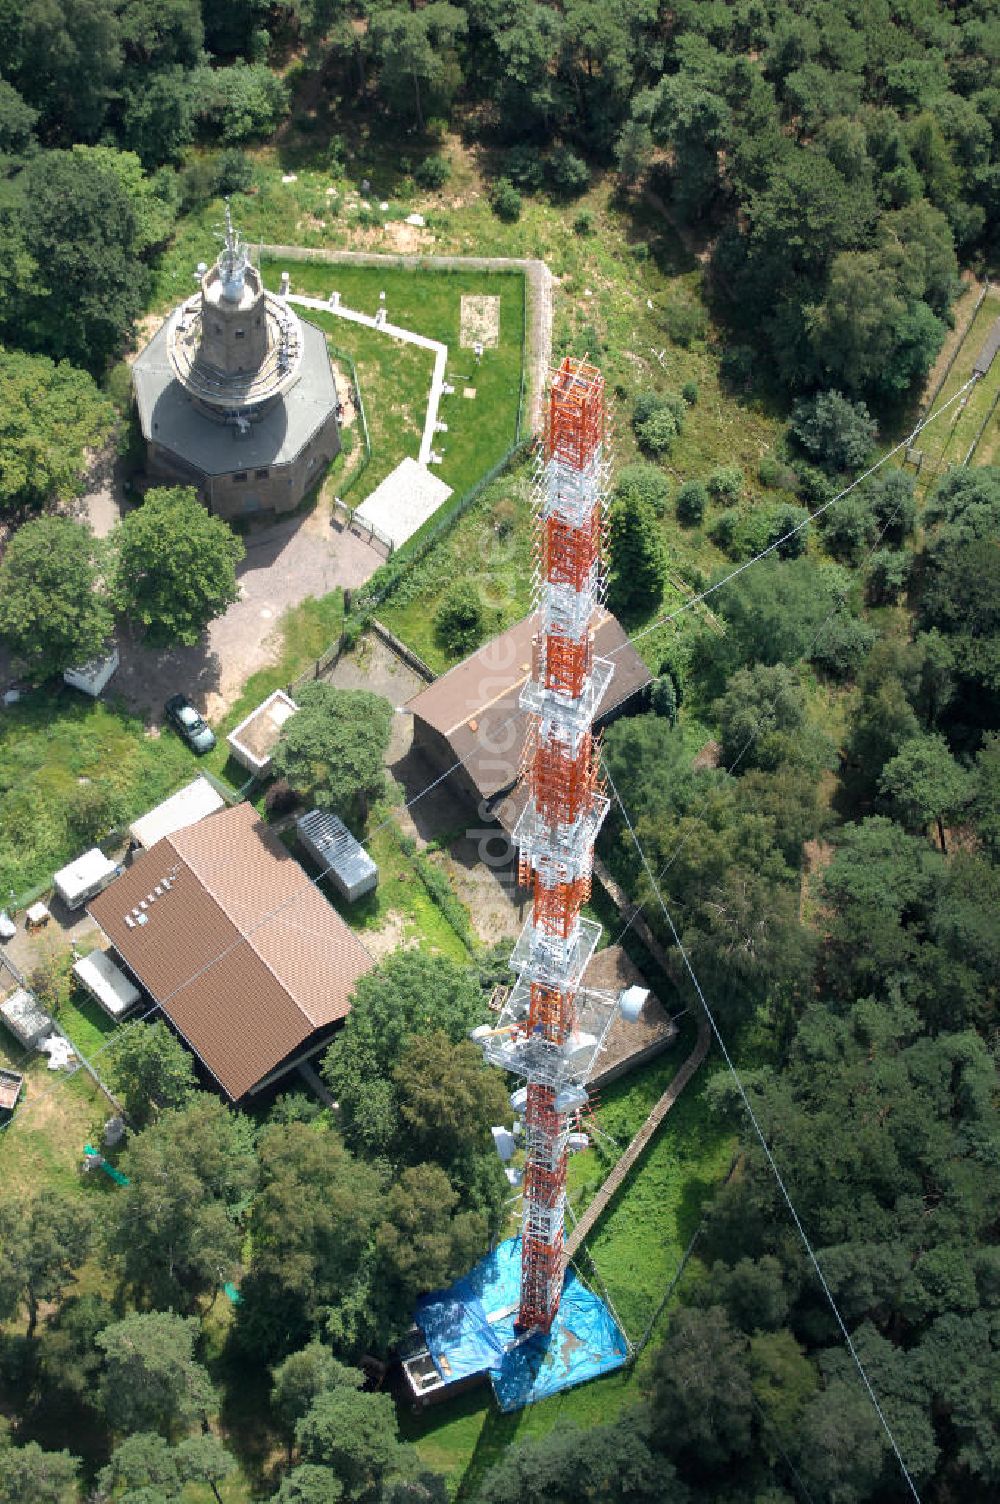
[
  {"x1": 790, "y1": 390, "x2": 878, "y2": 473},
  {"x1": 573, "y1": 210, "x2": 594, "y2": 236},
  {"x1": 635, "y1": 406, "x2": 681, "y2": 457},
  {"x1": 821, "y1": 493, "x2": 878, "y2": 563},
  {"x1": 709, "y1": 508, "x2": 740, "y2": 552},
  {"x1": 796, "y1": 463, "x2": 835, "y2": 508},
  {"x1": 435, "y1": 585, "x2": 487, "y2": 656},
  {"x1": 720, "y1": 344, "x2": 754, "y2": 389},
  {"x1": 505, "y1": 146, "x2": 544, "y2": 192},
  {"x1": 632, "y1": 391, "x2": 686, "y2": 458},
  {"x1": 216, "y1": 149, "x2": 254, "y2": 196},
  {"x1": 489, "y1": 177, "x2": 522, "y2": 222},
  {"x1": 614, "y1": 463, "x2": 670, "y2": 518},
  {"x1": 676, "y1": 480, "x2": 707, "y2": 526},
  {"x1": 414, "y1": 154, "x2": 451, "y2": 190},
  {"x1": 758, "y1": 455, "x2": 799, "y2": 491},
  {"x1": 810, "y1": 611, "x2": 876, "y2": 680},
  {"x1": 866, "y1": 547, "x2": 912, "y2": 604},
  {"x1": 660, "y1": 296, "x2": 708, "y2": 348},
  {"x1": 547, "y1": 147, "x2": 589, "y2": 199},
  {"x1": 707, "y1": 465, "x2": 743, "y2": 504},
  {"x1": 681, "y1": 380, "x2": 699, "y2": 405},
  {"x1": 650, "y1": 674, "x2": 678, "y2": 724}
]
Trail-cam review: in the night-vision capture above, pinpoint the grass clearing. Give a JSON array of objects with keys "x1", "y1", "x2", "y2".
[
  {"x1": 0, "y1": 692, "x2": 200, "y2": 904},
  {"x1": 377, "y1": 458, "x2": 535, "y2": 672},
  {"x1": 913, "y1": 284, "x2": 1000, "y2": 494},
  {"x1": 269, "y1": 262, "x2": 525, "y2": 502},
  {"x1": 310, "y1": 814, "x2": 473, "y2": 964},
  {"x1": 0, "y1": 1032, "x2": 112, "y2": 1202}
]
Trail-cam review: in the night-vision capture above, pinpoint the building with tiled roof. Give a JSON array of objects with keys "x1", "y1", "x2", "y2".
[
  {"x1": 405, "y1": 610, "x2": 651, "y2": 830},
  {"x1": 89, "y1": 802, "x2": 373, "y2": 1100}
]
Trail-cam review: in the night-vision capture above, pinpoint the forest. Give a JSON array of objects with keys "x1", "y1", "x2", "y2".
[{"x1": 0, "y1": 0, "x2": 998, "y2": 1502}]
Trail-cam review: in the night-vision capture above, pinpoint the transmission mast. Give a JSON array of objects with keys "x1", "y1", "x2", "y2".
[{"x1": 477, "y1": 358, "x2": 642, "y2": 1335}]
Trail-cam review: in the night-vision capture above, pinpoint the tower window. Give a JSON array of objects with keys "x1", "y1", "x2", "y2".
[
  {"x1": 235, "y1": 329, "x2": 246, "y2": 340},
  {"x1": 233, "y1": 472, "x2": 247, "y2": 483},
  {"x1": 255, "y1": 468, "x2": 269, "y2": 479}
]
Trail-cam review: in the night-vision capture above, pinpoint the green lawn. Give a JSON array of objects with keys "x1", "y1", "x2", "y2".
[
  {"x1": 0, "y1": 692, "x2": 200, "y2": 905},
  {"x1": 58, "y1": 989, "x2": 118, "y2": 1062},
  {"x1": 913, "y1": 284, "x2": 1000, "y2": 491},
  {"x1": 301, "y1": 812, "x2": 474, "y2": 964},
  {"x1": 377, "y1": 457, "x2": 534, "y2": 672},
  {"x1": 268, "y1": 261, "x2": 526, "y2": 503}
]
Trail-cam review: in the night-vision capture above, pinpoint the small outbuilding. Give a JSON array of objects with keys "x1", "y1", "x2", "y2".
[
  {"x1": 0, "y1": 988, "x2": 51, "y2": 1049},
  {"x1": 129, "y1": 776, "x2": 226, "y2": 851},
  {"x1": 296, "y1": 809, "x2": 378, "y2": 902},
  {"x1": 73, "y1": 950, "x2": 141, "y2": 1020},
  {"x1": 53, "y1": 848, "x2": 118, "y2": 911},
  {"x1": 226, "y1": 689, "x2": 298, "y2": 776},
  {"x1": 63, "y1": 648, "x2": 120, "y2": 699}
]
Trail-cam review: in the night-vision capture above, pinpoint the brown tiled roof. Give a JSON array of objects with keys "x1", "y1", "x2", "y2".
[
  {"x1": 90, "y1": 803, "x2": 373, "y2": 1099},
  {"x1": 406, "y1": 610, "x2": 651, "y2": 803}
]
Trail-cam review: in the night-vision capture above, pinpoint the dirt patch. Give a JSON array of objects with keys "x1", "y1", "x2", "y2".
[
  {"x1": 360, "y1": 909, "x2": 419, "y2": 960},
  {"x1": 460, "y1": 294, "x2": 500, "y2": 349},
  {"x1": 800, "y1": 838, "x2": 835, "y2": 922},
  {"x1": 353, "y1": 221, "x2": 434, "y2": 255},
  {"x1": 435, "y1": 835, "x2": 525, "y2": 945}
]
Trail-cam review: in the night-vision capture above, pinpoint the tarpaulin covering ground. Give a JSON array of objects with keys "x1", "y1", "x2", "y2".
[{"x1": 414, "y1": 1236, "x2": 628, "y2": 1411}]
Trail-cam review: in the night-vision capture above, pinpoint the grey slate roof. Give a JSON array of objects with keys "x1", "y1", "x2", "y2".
[{"x1": 133, "y1": 314, "x2": 338, "y2": 476}]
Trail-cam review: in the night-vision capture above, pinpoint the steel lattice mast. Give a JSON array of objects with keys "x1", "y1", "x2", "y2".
[{"x1": 478, "y1": 357, "x2": 636, "y2": 1334}]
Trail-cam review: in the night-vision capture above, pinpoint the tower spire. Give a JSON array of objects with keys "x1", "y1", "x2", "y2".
[{"x1": 218, "y1": 198, "x2": 247, "y2": 302}]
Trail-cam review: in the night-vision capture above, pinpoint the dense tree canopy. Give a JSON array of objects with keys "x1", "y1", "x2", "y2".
[
  {"x1": 0, "y1": 517, "x2": 114, "y2": 683},
  {"x1": 0, "y1": 349, "x2": 112, "y2": 516},
  {"x1": 112, "y1": 486, "x2": 244, "y2": 646},
  {"x1": 272, "y1": 682, "x2": 392, "y2": 828}
]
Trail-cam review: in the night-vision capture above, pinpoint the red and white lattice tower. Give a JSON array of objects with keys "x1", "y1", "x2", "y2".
[{"x1": 478, "y1": 358, "x2": 638, "y2": 1334}]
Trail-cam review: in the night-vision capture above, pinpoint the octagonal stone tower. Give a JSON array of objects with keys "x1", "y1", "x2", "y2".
[{"x1": 133, "y1": 208, "x2": 340, "y2": 519}]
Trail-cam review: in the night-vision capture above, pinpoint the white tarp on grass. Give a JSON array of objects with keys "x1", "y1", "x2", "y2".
[{"x1": 354, "y1": 458, "x2": 452, "y2": 551}]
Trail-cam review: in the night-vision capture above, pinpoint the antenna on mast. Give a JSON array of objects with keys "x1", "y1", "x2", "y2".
[{"x1": 218, "y1": 198, "x2": 247, "y2": 303}]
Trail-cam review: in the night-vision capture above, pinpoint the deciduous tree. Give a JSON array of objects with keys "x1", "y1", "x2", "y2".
[
  {"x1": 96, "y1": 1312, "x2": 214, "y2": 1437},
  {"x1": 109, "y1": 1096, "x2": 256, "y2": 1307},
  {"x1": 112, "y1": 487, "x2": 244, "y2": 647},
  {"x1": 105, "y1": 1018, "x2": 198, "y2": 1127},
  {"x1": 0, "y1": 1192, "x2": 92, "y2": 1339},
  {"x1": 271, "y1": 682, "x2": 392, "y2": 827},
  {"x1": 0, "y1": 517, "x2": 113, "y2": 684}
]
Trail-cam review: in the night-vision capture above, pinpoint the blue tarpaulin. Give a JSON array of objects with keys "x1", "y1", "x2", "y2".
[{"x1": 414, "y1": 1237, "x2": 629, "y2": 1412}]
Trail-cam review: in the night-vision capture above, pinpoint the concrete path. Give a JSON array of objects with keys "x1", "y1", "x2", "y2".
[
  {"x1": 111, "y1": 510, "x2": 382, "y2": 724},
  {"x1": 287, "y1": 293, "x2": 449, "y2": 467}
]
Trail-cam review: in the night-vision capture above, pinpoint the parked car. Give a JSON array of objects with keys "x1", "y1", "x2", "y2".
[{"x1": 164, "y1": 694, "x2": 216, "y2": 754}]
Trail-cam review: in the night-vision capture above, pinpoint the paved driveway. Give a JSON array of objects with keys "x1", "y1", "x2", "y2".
[{"x1": 112, "y1": 512, "x2": 382, "y2": 723}]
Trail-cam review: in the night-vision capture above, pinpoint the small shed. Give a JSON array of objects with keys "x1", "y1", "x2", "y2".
[
  {"x1": 296, "y1": 809, "x2": 378, "y2": 902},
  {"x1": 0, "y1": 1068, "x2": 23, "y2": 1112},
  {"x1": 63, "y1": 648, "x2": 120, "y2": 698},
  {"x1": 0, "y1": 988, "x2": 51, "y2": 1048},
  {"x1": 226, "y1": 689, "x2": 298, "y2": 775},
  {"x1": 129, "y1": 776, "x2": 225, "y2": 850},
  {"x1": 73, "y1": 950, "x2": 141, "y2": 1020},
  {"x1": 53, "y1": 847, "x2": 118, "y2": 910}
]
